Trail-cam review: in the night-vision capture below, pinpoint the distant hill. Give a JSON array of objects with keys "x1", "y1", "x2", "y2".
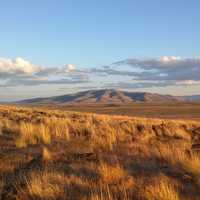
[
  {"x1": 182, "y1": 95, "x2": 200, "y2": 101},
  {"x1": 16, "y1": 89, "x2": 185, "y2": 105}
]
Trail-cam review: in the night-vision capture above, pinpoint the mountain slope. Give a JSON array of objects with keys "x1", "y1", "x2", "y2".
[
  {"x1": 16, "y1": 89, "x2": 183, "y2": 104},
  {"x1": 182, "y1": 95, "x2": 200, "y2": 101}
]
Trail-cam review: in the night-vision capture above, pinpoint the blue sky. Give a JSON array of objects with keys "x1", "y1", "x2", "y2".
[{"x1": 0, "y1": 0, "x2": 200, "y2": 100}]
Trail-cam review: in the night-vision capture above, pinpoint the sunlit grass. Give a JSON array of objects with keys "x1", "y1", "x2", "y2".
[{"x1": 0, "y1": 105, "x2": 200, "y2": 200}]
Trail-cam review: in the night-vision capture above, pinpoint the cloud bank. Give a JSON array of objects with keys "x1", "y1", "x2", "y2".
[
  {"x1": 91, "y1": 56, "x2": 200, "y2": 89},
  {"x1": 0, "y1": 57, "x2": 89, "y2": 87},
  {"x1": 112, "y1": 56, "x2": 200, "y2": 81},
  {"x1": 0, "y1": 56, "x2": 200, "y2": 90}
]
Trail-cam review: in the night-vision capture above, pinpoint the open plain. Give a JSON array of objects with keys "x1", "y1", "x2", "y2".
[
  {"x1": 0, "y1": 105, "x2": 200, "y2": 199},
  {"x1": 40, "y1": 102, "x2": 200, "y2": 120}
]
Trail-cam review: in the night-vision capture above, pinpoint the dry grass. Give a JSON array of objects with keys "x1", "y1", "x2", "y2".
[
  {"x1": 25, "y1": 172, "x2": 63, "y2": 199},
  {"x1": 144, "y1": 175, "x2": 180, "y2": 200},
  {"x1": 15, "y1": 122, "x2": 51, "y2": 148},
  {"x1": 155, "y1": 144, "x2": 200, "y2": 186},
  {"x1": 42, "y1": 147, "x2": 52, "y2": 161},
  {"x1": 0, "y1": 105, "x2": 200, "y2": 200},
  {"x1": 98, "y1": 162, "x2": 127, "y2": 184}
]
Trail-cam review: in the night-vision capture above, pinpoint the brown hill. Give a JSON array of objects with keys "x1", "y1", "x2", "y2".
[{"x1": 17, "y1": 89, "x2": 182, "y2": 105}]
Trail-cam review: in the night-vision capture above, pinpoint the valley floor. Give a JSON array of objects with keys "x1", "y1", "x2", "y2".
[
  {"x1": 40, "y1": 102, "x2": 200, "y2": 120},
  {"x1": 0, "y1": 105, "x2": 200, "y2": 199}
]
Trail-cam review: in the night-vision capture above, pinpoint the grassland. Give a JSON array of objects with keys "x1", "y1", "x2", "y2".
[
  {"x1": 0, "y1": 105, "x2": 200, "y2": 199},
  {"x1": 39, "y1": 102, "x2": 200, "y2": 120}
]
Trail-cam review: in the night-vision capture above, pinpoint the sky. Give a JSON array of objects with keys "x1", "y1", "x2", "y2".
[{"x1": 0, "y1": 0, "x2": 200, "y2": 101}]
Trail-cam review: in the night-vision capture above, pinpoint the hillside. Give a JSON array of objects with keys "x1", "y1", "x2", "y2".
[
  {"x1": 0, "y1": 105, "x2": 200, "y2": 199},
  {"x1": 17, "y1": 89, "x2": 183, "y2": 104},
  {"x1": 183, "y1": 95, "x2": 200, "y2": 101}
]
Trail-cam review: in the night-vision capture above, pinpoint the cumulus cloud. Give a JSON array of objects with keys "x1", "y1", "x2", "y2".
[
  {"x1": 0, "y1": 57, "x2": 40, "y2": 75},
  {"x1": 0, "y1": 57, "x2": 89, "y2": 86},
  {"x1": 66, "y1": 64, "x2": 75, "y2": 71}
]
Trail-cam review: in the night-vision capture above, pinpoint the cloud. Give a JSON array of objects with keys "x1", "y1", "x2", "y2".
[
  {"x1": 90, "y1": 67, "x2": 138, "y2": 77},
  {"x1": 4, "y1": 77, "x2": 88, "y2": 87},
  {"x1": 105, "y1": 80, "x2": 200, "y2": 90},
  {"x1": 0, "y1": 57, "x2": 40, "y2": 75},
  {"x1": 0, "y1": 57, "x2": 89, "y2": 87},
  {"x1": 159, "y1": 56, "x2": 181, "y2": 62},
  {"x1": 175, "y1": 80, "x2": 200, "y2": 86},
  {"x1": 112, "y1": 56, "x2": 200, "y2": 81},
  {"x1": 105, "y1": 81, "x2": 171, "y2": 89},
  {"x1": 66, "y1": 64, "x2": 75, "y2": 71},
  {"x1": 92, "y1": 56, "x2": 200, "y2": 89},
  {"x1": 1, "y1": 56, "x2": 200, "y2": 90}
]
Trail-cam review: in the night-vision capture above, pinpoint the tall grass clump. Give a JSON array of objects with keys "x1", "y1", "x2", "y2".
[
  {"x1": 0, "y1": 119, "x2": 19, "y2": 135},
  {"x1": 43, "y1": 117, "x2": 70, "y2": 140},
  {"x1": 98, "y1": 162, "x2": 127, "y2": 184},
  {"x1": 37, "y1": 124, "x2": 51, "y2": 145},
  {"x1": 97, "y1": 162, "x2": 134, "y2": 199},
  {"x1": 144, "y1": 175, "x2": 180, "y2": 200},
  {"x1": 16, "y1": 122, "x2": 51, "y2": 148},
  {"x1": 15, "y1": 122, "x2": 36, "y2": 148}
]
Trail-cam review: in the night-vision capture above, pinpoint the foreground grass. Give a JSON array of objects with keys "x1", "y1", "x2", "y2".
[{"x1": 0, "y1": 105, "x2": 200, "y2": 199}]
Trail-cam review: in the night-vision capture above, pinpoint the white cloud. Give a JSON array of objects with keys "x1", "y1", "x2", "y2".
[
  {"x1": 0, "y1": 57, "x2": 40, "y2": 75},
  {"x1": 159, "y1": 56, "x2": 181, "y2": 62},
  {"x1": 0, "y1": 57, "x2": 88, "y2": 86},
  {"x1": 66, "y1": 64, "x2": 75, "y2": 71},
  {"x1": 175, "y1": 80, "x2": 200, "y2": 85}
]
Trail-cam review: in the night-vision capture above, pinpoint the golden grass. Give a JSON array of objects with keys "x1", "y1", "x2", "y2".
[
  {"x1": 144, "y1": 175, "x2": 180, "y2": 200},
  {"x1": 15, "y1": 122, "x2": 51, "y2": 148},
  {"x1": 43, "y1": 116, "x2": 70, "y2": 140},
  {"x1": 15, "y1": 170, "x2": 92, "y2": 200},
  {"x1": 0, "y1": 105, "x2": 200, "y2": 200},
  {"x1": 18, "y1": 171, "x2": 66, "y2": 199},
  {"x1": 42, "y1": 147, "x2": 52, "y2": 161},
  {"x1": 98, "y1": 162, "x2": 127, "y2": 184},
  {"x1": 155, "y1": 144, "x2": 200, "y2": 186},
  {"x1": 38, "y1": 124, "x2": 51, "y2": 145}
]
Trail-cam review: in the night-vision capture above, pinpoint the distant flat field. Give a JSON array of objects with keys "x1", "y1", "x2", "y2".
[{"x1": 39, "y1": 102, "x2": 200, "y2": 120}]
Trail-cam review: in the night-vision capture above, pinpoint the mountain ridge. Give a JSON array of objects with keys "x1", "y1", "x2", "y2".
[{"x1": 15, "y1": 89, "x2": 194, "y2": 105}]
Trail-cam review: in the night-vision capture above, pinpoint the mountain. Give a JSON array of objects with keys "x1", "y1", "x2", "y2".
[
  {"x1": 182, "y1": 95, "x2": 200, "y2": 101},
  {"x1": 16, "y1": 89, "x2": 184, "y2": 105}
]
